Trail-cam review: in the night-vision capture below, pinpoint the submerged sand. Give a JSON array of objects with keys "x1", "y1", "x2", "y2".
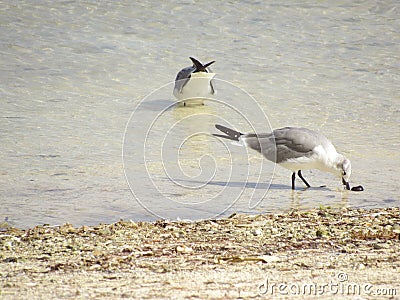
[{"x1": 1, "y1": 207, "x2": 399, "y2": 299}]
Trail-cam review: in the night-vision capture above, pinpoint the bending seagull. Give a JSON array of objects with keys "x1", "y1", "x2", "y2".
[
  {"x1": 213, "y1": 124, "x2": 352, "y2": 190},
  {"x1": 173, "y1": 57, "x2": 216, "y2": 106}
]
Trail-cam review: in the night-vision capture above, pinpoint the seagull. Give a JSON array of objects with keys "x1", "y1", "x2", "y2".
[
  {"x1": 173, "y1": 57, "x2": 216, "y2": 106},
  {"x1": 213, "y1": 124, "x2": 352, "y2": 190}
]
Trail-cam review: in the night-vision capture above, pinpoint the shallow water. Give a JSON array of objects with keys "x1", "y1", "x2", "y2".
[{"x1": 1, "y1": 1, "x2": 399, "y2": 228}]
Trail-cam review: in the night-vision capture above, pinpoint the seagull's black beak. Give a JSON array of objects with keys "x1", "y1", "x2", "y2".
[{"x1": 342, "y1": 177, "x2": 350, "y2": 190}]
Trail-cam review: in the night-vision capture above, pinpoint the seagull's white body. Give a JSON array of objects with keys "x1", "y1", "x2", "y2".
[
  {"x1": 269, "y1": 139, "x2": 342, "y2": 174},
  {"x1": 174, "y1": 72, "x2": 216, "y2": 105}
]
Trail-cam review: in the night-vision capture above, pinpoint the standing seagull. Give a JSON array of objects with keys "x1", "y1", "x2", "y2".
[
  {"x1": 173, "y1": 57, "x2": 216, "y2": 106},
  {"x1": 213, "y1": 124, "x2": 352, "y2": 190}
]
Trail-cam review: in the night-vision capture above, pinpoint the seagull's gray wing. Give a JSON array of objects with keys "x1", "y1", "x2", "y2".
[
  {"x1": 241, "y1": 133, "x2": 277, "y2": 162},
  {"x1": 272, "y1": 127, "x2": 322, "y2": 163},
  {"x1": 242, "y1": 127, "x2": 325, "y2": 163},
  {"x1": 174, "y1": 66, "x2": 195, "y2": 93}
]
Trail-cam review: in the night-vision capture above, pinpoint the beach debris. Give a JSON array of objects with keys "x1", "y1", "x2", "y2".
[
  {"x1": 176, "y1": 245, "x2": 193, "y2": 253},
  {"x1": 0, "y1": 207, "x2": 398, "y2": 278}
]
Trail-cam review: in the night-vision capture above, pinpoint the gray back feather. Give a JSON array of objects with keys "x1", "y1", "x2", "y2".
[{"x1": 243, "y1": 127, "x2": 329, "y2": 163}]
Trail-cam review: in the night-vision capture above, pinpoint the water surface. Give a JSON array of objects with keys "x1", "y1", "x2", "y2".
[{"x1": 1, "y1": 1, "x2": 399, "y2": 227}]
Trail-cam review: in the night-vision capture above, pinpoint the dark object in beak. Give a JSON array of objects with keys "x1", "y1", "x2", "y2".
[
  {"x1": 342, "y1": 178, "x2": 350, "y2": 190},
  {"x1": 351, "y1": 185, "x2": 364, "y2": 192}
]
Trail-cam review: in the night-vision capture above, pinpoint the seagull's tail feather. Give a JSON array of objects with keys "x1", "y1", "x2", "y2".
[
  {"x1": 213, "y1": 124, "x2": 242, "y2": 141},
  {"x1": 203, "y1": 60, "x2": 215, "y2": 69},
  {"x1": 189, "y1": 57, "x2": 215, "y2": 72}
]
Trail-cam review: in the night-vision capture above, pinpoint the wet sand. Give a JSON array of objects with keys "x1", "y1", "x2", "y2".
[{"x1": 1, "y1": 207, "x2": 399, "y2": 299}]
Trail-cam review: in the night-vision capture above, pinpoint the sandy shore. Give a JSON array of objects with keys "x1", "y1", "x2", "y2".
[{"x1": 1, "y1": 207, "x2": 399, "y2": 299}]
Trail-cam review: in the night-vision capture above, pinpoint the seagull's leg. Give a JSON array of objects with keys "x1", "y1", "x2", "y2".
[
  {"x1": 342, "y1": 178, "x2": 350, "y2": 190},
  {"x1": 291, "y1": 172, "x2": 296, "y2": 190},
  {"x1": 297, "y1": 170, "x2": 311, "y2": 188}
]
